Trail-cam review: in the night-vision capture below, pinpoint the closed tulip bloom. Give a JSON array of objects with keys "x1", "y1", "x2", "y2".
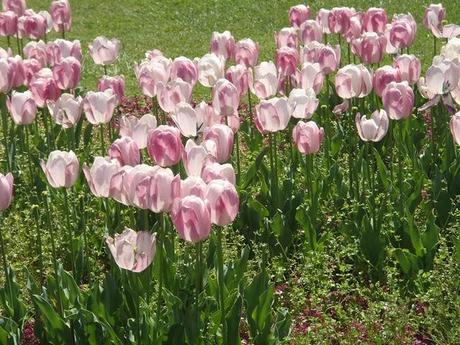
[
  {"x1": 135, "y1": 58, "x2": 171, "y2": 98},
  {"x1": 393, "y1": 54, "x2": 421, "y2": 85},
  {"x1": 345, "y1": 13, "x2": 363, "y2": 43},
  {"x1": 183, "y1": 139, "x2": 212, "y2": 177},
  {"x1": 212, "y1": 78, "x2": 239, "y2": 117},
  {"x1": 250, "y1": 61, "x2": 278, "y2": 99},
  {"x1": 7, "y1": 90, "x2": 36, "y2": 125},
  {"x1": 171, "y1": 102, "x2": 202, "y2": 138},
  {"x1": 255, "y1": 97, "x2": 291, "y2": 133},
  {"x1": 0, "y1": 58, "x2": 12, "y2": 93},
  {"x1": 389, "y1": 14, "x2": 417, "y2": 50},
  {"x1": 235, "y1": 38, "x2": 259, "y2": 67},
  {"x1": 172, "y1": 195, "x2": 211, "y2": 243},
  {"x1": 363, "y1": 8, "x2": 387, "y2": 33},
  {"x1": 292, "y1": 120, "x2": 324, "y2": 155},
  {"x1": 89, "y1": 36, "x2": 121, "y2": 65},
  {"x1": 83, "y1": 156, "x2": 120, "y2": 198},
  {"x1": 47, "y1": 93, "x2": 82, "y2": 128},
  {"x1": 0, "y1": 11, "x2": 17, "y2": 36},
  {"x1": 0, "y1": 172, "x2": 13, "y2": 210},
  {"x1": 299, "y1": 20, "x2": 323, "y2": 44},
  {"x1": 106, "y1": 228, "x2": 156, "y2": 273},
  {"x1": 149, "y1": 166, "x2": 180, "y2": 213},
  {"x1": 304, "y1": 43, "x2": 341, "y2": 74},
  {"x1": 52, "y1": 56, "x2": 81, "y2": 90},
  {"x1": 201, "y1": 162, "x2": 236, "y2": 185},
  {"x1": 355, "y1": 110, "x2": 389, "y2": 142},
  {"x1": 197, "y1": 53, "x2": 224, "y2": 88},
  {"x1": 274, "y1": 27, "x2": 298, "y2": 49},
  {"x1": 108, "y1": 165, "x2": 133, "y2": 205},
  {"x1": 156, "y1": 78, "x2": 192, "y2": 113},
  {"x1": 23, "y1": 40, "x2": 48, "y2": 66},
  {"x1": 98, "y1": 75, "x2": 125, "y2": 103},
  {"x1": 288, "y1": 88, "x2": 318, "y2": 119},
  {"x1": 181, "y1": 176, "x2": 207, "y2": 198},
  {"x1": 46, "y1": 39, "x2": 82, "y2": 65},
  {"x1": 205, "y1": 179, "x2": 239, "y2": 226},
  {"x1": 8, "y1": 55, "x2": 25, "y2": 87},
  {"x1": 450, "y1": 112, "x2": 460, "y2": 145},
  {"x1": 423, "y1": 4, "x2": 445, "y2": 37},
  {"x1": 352, "y1": 32, "x2": 386, "y2": 64},
  {"x1": 316, "y1": 9, "x2": 332, "y2": 34},
  {"x1": 108, "y1": 137, "x2": 140, "y2": 167},
  {"x1": 50, "y1": 0, "x2": 71, "y2": 32},
  {"x1": 276, "y1": 46, "x2": 299, "y2": 77},
  {"x1": 41, "y1": 150, "x2": 79, "y2": 188},
  {"x1": 335, "y1": 64, "x2": 373, "y2": 99},
  {"x1": 119, "y1": 113, "x2": 157, "y2": 149},
  {"x1": 328, "y1": 7, "x2": 356, "y2": 35},
  {"x1": 18, "y1": 10, "x2": 47, "y2": 39},
  {"x1": 382, "y1": 81, "x2": 414, "y2": 120},
  {"x1": 288, "y1": 4, "x2": 310, "y2": 28},
  {"x1": 297, "y1": 62, "x2": 324, "y2": 95},
  {"x1": 210, "y1": 31, "x2": 235, "y2": 61},
  {"x1": 170, "y1": 56, "x2": 198, "y2": 86},
  {"x1": 203, "y1": 124, "x2": 234, "y2": 163},
  {"x1": 425, "y1": 57, "x2": 460, "y2": 95},
  {"x1": 29, "y1": 68, "x2": 61, "y2": 107},
  {"x1": 147, "y1": 125, "x2": 183, "y2": 167},
  {"x1": 22, "y1": 58, "x2": 41, "y2": 86},
  {"x1": 383, "y1": 24, "x2": 398, "y2": 55},
  {"x1": 225, "y1": 64, "x2": 249, "y2": 97},
  {"x1": 121, "y1": 164, "x2": 158, "y2": 208},
  {"x1": 83, "y1": 89, "x2": 117, "y2": 125},
  {"x1": 2, "y1": 0, "x2": 25, "y2": 16},
  {"x1": 372, "y1": 65, "x2": 401, "y2": 97}
]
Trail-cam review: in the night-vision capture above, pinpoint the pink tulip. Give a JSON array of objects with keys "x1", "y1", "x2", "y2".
[
  {"x1": 205, "y1": 179, "x2": 239, "y2": 226},
  {"x1": 46, "y1": 39, "x2": 82, "y2": 65},
  {"x1": 197, "y1": 53, "x2": 224, "y2": 88},
  {"x1": 345, "y1": 13, "x2": 363, "y2": 43},
  {"x1": 296, "y1": 62, "x2": 324, "y2": 95},
  {"x1": 201, "y1": 162, "x2": 236, "y2": 185},
  {"x1": 22, "y1": 58, "x2": 41, "y2": 86},
  {"x1": 212, "y1": 78, "x2": 239, "y2": 117},
  {"x1": 250, "y1": 61, "x2": 278, "y2": 99},
  {"x1": 210, "y1": 31, "x2": 235, "y2": 60},
  {"x1": 181, "y1": 176, "x2": 207, "y2": 199},
  {"x1": 0, "y1": 58, "x2": 12, "y2": 93},
  {"x1": 276, "y1": 46, "x2": 299, "y2": 77},
  {"x1": 50, "y1": 0, "x2": 71, "y2": 32},
  {"x1": 83, "y1": 89, "x2": 117, "y2": 125},
  {"x1": 393, "y1": 54, "x2": 421, "y2": 85},
  {"x1": 352, "y1": 32, "x2": 386, "y2": 64},
  {"x1": 0, "y1": 172, "x2": 13, "y2": 210},
  {"x1": 355, "y1": 110, "x2": 389, "y2": 142},
  {"x1": 120, "y1": 164, "x2": 158, "y2": 208},
  {"x1": 450, "y1": 112, "x2": 460, "y2": 145},
  {"x1": 156, "y1": 79, "x2": 192, "y2": 113},
  {"x1": 389, "y1": 14, "x2": 417, "y2": 50},
  {"x1": 171, "y1": 102, "x2": 202, "y2": 138},
  {"x1": 119, "y1": 113, "x2": 157, "y2": 149},
  {"x1": 106, "y1": 228, "x2": 156, "y2": 273},
  {"x1": 171, "y1": 195, "x2": 211, "y2": 243},
  {"x1": 316, "y1": 9, "x2": 331, "y2": 34},
  {"x1": 52, "y1": 56, "x2": 81, "y2": 90},
  {"x1": 83, "y1": 156, "x2": 120, "y2": 198},
  {"x1": 384, "y1": 24, "x2": 398, "y2": 54},
  {"x1": 170, "y1": 56, "x2": 198, "y2": 86},
  {"x1": 197, "y1": 101, "x2": 220, "y2": 127},
  {"x1": 135, "y1": 58, "x2": 171, "y2": 98},
  {"x1": 106, "y1": 165, "x2": 133, "y2": 205},
  {"x1": 288, "y1": 4, "x2": 310, "y2": 28},
  {"x1": 40, "y1": 150, "x2": 79, "y2": 188},
  {"x1": 299, "y1": 20, "x2": 323, "y2": 44},
  {"x1": 235, "y1": 38, "x2": 259, "y2": 67},
  {"x1": 7, "y1": 55, "x2": 25, "y2": 87},
  {"x1": 150, "y1": 166, "x2": 180, "y2": 213},
  {"x1": 108, "y1": 137, "x2": 140, "y2": 167},
  {"x1": 301, "y1": 42, "x2": 341, "y2": 74},
  {"x1": 417, "y1": 77, "x2": 436, "y2": 100},
  {"x1": 372, "y1": 65, "x2": 401, "y2": 97},
  {"x1": 382, "y1": 81, "x2": 414, "y2": 120},
  {"x1": 183, "y1": 139, "x2": 212, "y2": 177},
  {"x1": 441, "y1": 24, "x2": 460, "y2": 39},
  {"x1": 425, "y1": 57, "x2": 460, "y2": 95},
  {"x1": 440, "y1": 37, "x2": 460, "y2": 61},
  {"x1": 147, "y1": 125, "x2": 183, "y2": 167},
  {"x1": 292, "y1": 120, "x2": 324, "y2": 155},
  {"x1": 225, "y1": 64, "x2": 249, "y2": 97},
  {"x1": 203, "y1": 124, "x2": 234, "y2": 163},
  {"x1": 335, "y1": 64, "x2": 373, "y2": 99},
  {"x1": 18, "y1": 10, "x2": 47, "y2": 39},
  {"x1": 98, "y1": 75, "x2": 125, "y2": 103},
  {"x1": 0, "y1": 11, "x2": 17, "y2": 36},
  {"x1": 89, "y1": 36, "x2": 121, "y2": 65},
  {"x1": 2, "y1": 0, "x2": 25, "y2": 16},
  {"x1": 254, "y1": 97, "x2": 290, "y2": 133},
  {"x1": 274, "y1": 27, "x2": 298, "y2": 48},
  {"x1": 38, "y1": 10, "x2": 53, "y2": 34},
  {"x1": 288, "y1": 88, "x2": 318, "y2": 119},
  {"x1": 423, "y1": 4, "x2": 445, "y2": 37},
  {"x1": 47, "y1": 93, "x2": 82, "y2": 128},
  {"x1": 328, "y1": 7, "x2": 356, "y2": 35},
  {"x1": 23, "y1": 41, "x2": 48, "y2": 66},
  {"x1": 363, "y1": 8, "x2": 387, "y2": 33},
  {"x1": 29, "y1": 68, "x2": 61, "y2": 107},
  {"x1": 7, "y1": 90, "x2": 36, "y2": 125}
]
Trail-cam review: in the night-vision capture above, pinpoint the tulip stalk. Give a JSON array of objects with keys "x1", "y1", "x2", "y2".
[
  {"x1": 215, "y1": 227, "x2": 227, "y2": 344},
  {"x1": 235, "y1": 131, "x2": 241, "y2": 185},
  {"x1": 195, "y1": 241, "x2": 203, "y2": 339},
  {"x1": 63, "y1": 188, "x2": 75, "y2": 277},
  {"x1": 100, "y1": 125, "x2": 106, "y2": 156},
  {"x1": 156, "y1": 213, "x2": 166, "y2": 338},
  {"x1": 0, "y1": 95, "x2": 9, "y2": 171}
]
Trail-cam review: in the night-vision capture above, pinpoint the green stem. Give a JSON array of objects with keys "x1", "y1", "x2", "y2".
[
  {"x1": 63, "y1": 189, "x2": 75, "y2": 277},
  {"x1": 235, "y1": 131, "x2": 241, "y2": 185},
  {"x1": 103, "y1": 65, "x2": 108, "y2": 76},
  {"x1": 100, "y1": 125, "x2": 105, "y2": 156},
  {"x1": 1, "y1": 94, "x2": 9, "y2": 171},
  {"x1": 15, "y1": 34, "x2": 21, "y2": 57},
  {"x1": 195, "y1": 241, "x2": 203, "y2": 341},
  {"x1": 216, "y1": 228, "x2": 227, "y2": 344},
  {"x1": 156, "y1": 213, "x2": 165, "y2": 339}
]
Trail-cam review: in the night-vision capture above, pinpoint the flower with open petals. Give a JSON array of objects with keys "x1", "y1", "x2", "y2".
[
  {"x1": 355, "y1": 110, "x2": 389, "y2": 142},
  {"x1": 47, "y1": 93, "x2": 82, "y2": 128},
  {"x1": 89, "y1": 36, "x2": 121, "y2": 65},
  {"x1": 41, "y1": 150, "x2": 79, "y2": 188},
  {"x1": 254, "y1": 97, "x2": 291, "y2": 133}
]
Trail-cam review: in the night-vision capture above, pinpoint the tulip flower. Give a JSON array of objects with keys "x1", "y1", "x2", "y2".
[
  {"x1": 393, "y1": 54, "x2": 421, "y2": 85},
  {"x1": 423, "y1": 4, "x2": 445, "y2": 37},
  {"x1": 149, "y1": 167, "x2": 180, "y2": 213},
  {"x1": 0, "y1": 11, "x2": 17, "y2": 37},
  {"x1": 108, "y1": 137, "x2": 140, "y2": 167},
  {"x1": 119, "y1": 113, "x2": 157, "y2": 149},
  {"x1": 335, "y1": 64, "x2": 373, "y2": 99},
  {"x1": 203, "y1": 124, "x2": 234, "y2": 163},
  {"x1": 225, "y1": 64, "x2": 249, "y2": 97},
  {"x1": 135, "y1": 57, "x2": 171, "y2": 98},
  {"x1": 389, "y1": 14, "x2": 417, "y2": 50},
  {"x1": 254, "y1": 97, "x2": 291, "y2": 133},
  {"x1": 52, "y1": 56, "x2": 81, "y2": 90},
  {"x1": 172, "y1": 195, "x2": 211, "y2": 243},
  {"x1": 297, "y1": 62, "x2": 324, "y2": 95},
  {"x1": 23, "y1": 41, "x2": 48, "y2": 66},
  {"x1": 352, "y1": 32, "x2": 386, "y2": 64},
  {"x1": 47, "y1": 93, "x2": 82, "y2": 128},
  {"x1": 7, "y1": 55, "x2": 24, "y2": 88},
  {"x1": 205, "y1": 179, "x2": 239, "y2": 226},
  {"x1": 363, "y1": 8, "x2": 388, "y2": 33},
  {"x1": 120, "y1": 164, "x2": 158, "y2": 209},
  {"x1": 276, "y1": 46, "x2": 299, "y2": 77},
  {"x1": 46, "y1": 39, "x2": 82, "y2": 64},
  {"x1": 41, "y1": 150, "x2": 80, "y2": 188},
  {"x1": 6, "y1": 90, "x2": 36, "y2": 125},
  {"x1": 181, "y1": 176, "x2": 207, "y2": 198},
  {"x1": 301, "y1": 42, "x2": 341, "y2": 74},
  {"x1": 106, "y1": 228, "x2": 156, "y2": 273},
  {"x1": 183, "y1": 139, "x2": 212, "y2": 177},
  {"x1": 384, "y1": 24, "x2": 398, "y2": 54},
  {"x1": 299, "y1": 20, "x2": 323, "y2": 44},
  {"x1": 197, "y1": 53, "x2": 225, "y2": 88},
  {"x1": 274, "y1": 27, "x2": 298, "y2": 49},
  {"x1": 235, "y1": 38, "x2": 259, "y2": 67},
  {"x1": 2, "y1": 0, "x2": 25, "y2": 16},
  {"x1": 98, "y1": 75, "x2": 125, "y2": 103},
  {"x1": 22, "y1": 58, "x2": 41, "y2": 86},
  {"x1": 425, "y1": 57, "x2": 460, "y2": 96},
  {"x1": 288, "y1": 4, "x2": 310, "y2": 28},
  {"x1": 29, "y1": 68, "x2": 61, "y2": 107},
  {"x1": 156, "y1": 78, "x2": 192, "y2": 113},
  {"x1": 345, "y1": 13, "x2": 363, "y2": 43},
  {"x1": 0, "y1": 172, "x2": 13, "y2": 210},
  {"x1": 382, "y1": 81, "x2": 414, "y2": 120},
  {"x1": 18, "y1": 10, "x2": 47, "y2": 39},
  {"x1": 440, "y1": 37, "x2": 460, "y2": 62},
  {"x1": 355, "y1": 110, "x2": 389, "y2": 142},
  {"x1": 212, "y1": 78, "x2": 239, "y2": 117},
  {"x1": 83, "y1": 89, "x2": 117, "y2": 125},
  {"x1": 0, "y1": 58, "x2": 12, "y2": 93},
  {"x1": 292, "y1": 120, "x2": 324, "y2": 155},
  {"x1": 316, "y1": 9, "x2": 332, "y2": 34},
  {"x1": 441, "y1": 24, "x2": 460, "y2": 40},
  {"x1": 89, "y1": 36, "x2": 121, "y2": 65},
  {"x1": 288, "y1": 88, "x2": 318, "y2": 119},
  {"x1": 328, "y1": 7, "x2": 356, "y2": 35},
  {"x1": 373, "y1": 65, "x2": 401, "y2": 97},
  {"x1": 170, "y1": 56, "x2": 198, "y2": 86},
  {"x1": 250, "y1": 61, "x2": 278, "y2": 99},
  {"x1": 50, "y1": 0, "x2": 71, "y2": 33},
  {"x1": 147, "y1": 125, "x2": 183, "y2": 167},
  {"x1": 171, "y1": 102, "x2": 202, "y2": 138},
  {"x1": 450, "y1": 112, "x2": 460, "y2": 145},
  {"x1": 83, "y1": 156, "x2": 120, "y2": 198},
  {"x1": 210, "y1": 31, "x2": 235, "y2": 61},
  {"x1": 201, "y1": 162, "x2": 236, "y2": 185}
]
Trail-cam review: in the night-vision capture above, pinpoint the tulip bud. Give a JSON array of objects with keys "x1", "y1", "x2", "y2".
[
  {"x1": 147, "y1": 125, "x2": 184, "y2": 167},
  {"x1": 288, "y1": 4, "x2": 310, "y2": 28},
  {"x1": 18, "y1": 10, "x2": 47, "y2": 39},
  {"x1": 274, "y1": 27, "x2": 298, "y2": 49},
  {"x1": 183, "y1": 139, "x2": 212, "y2": 177},
  {"x1": 276, "y1": 46, "x2": 299, "y2": 77},
  {"x1": 389, "y1": 14, "x2": 417, "y2": 50},
  {"x1": 297, "y1": 62, "x2": 324, "y2": 95},
  {"x1": 299, "y1": 20, "x2": 323, "y2": 44},
  {"x1": 40, "y1": 150, "x2": 80, "y2": 188},
  {"x1": 181, "y1": 176, "x2": 207, "y2": 198},
  {"x1": 363, "y1": 8, "x2": 388, "y2": 33},
  {"x1": 23, "y1": 40, "x2": 48, "y2": 66},
  {"x1": 393, "y1": 54, "x2": 421, "y2": 85},
  {"x1": 0, "y1": 57, "x2": 12, "y2": 93},
  {"x1": 250, "y1": 61, "x2": 278, "y2": 99},
  {"x1": 156, "y1": 79, "x2": 192, "y2": 113},
  {"x1": 2, "y1": 0, "x2": 26, "y2": 16},
  {"x1": 83, "y1": 89, "x2": 117, "y2": 125},
  {"x1": 335, "y1": 64, "x2": 373, "y2": 99},
  {"x1": 225, "y1": 64, "x2": 249, "y2": 97},
  {"x1": 423, "y1": 4, "x2": 445, "y2": 38},
  {"x1": 135, "y1": 57, "x2": 171, "y2": 98},
  {"x1": 171, "y1": 195, "x2": 211, "y2": 243},
  {"x1": 352, "y1": 32, "x2": 386, "y2": 65},
  {"x1": 46, "y1": 39, "x2": 82, "y2": 65},
  {"x1": 372, "y1": 65, "x2": 401, "y2": 97},
  {"x1": 203, "y1": 124, "x2": 234, "y2": 163},
  {"x1": 0, "y1": 11, "x2": 17, "y2": 37},
  {"x1": 7, "y1": 90, "x2": 36, "y2": 125}
]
